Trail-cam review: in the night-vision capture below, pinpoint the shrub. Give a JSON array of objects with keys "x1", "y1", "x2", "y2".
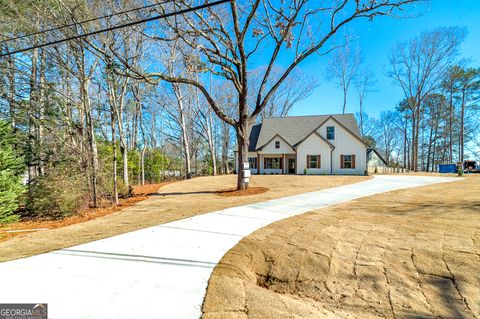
[
  {"x1": 117, "y1": 179, "x2": 131, "y2": 198},
  {"x1": 0, "y1": 121, "x2": 25, "y2": 224},
  {"x1": 458, "y1": 166, "x2": 464, "y2": 176},
  {"x1": 27, "y1": 168, "x2": 87, "y2": 219},
  {"x1": 0, "y1": 171, "x2": 24, "y2": 223}
]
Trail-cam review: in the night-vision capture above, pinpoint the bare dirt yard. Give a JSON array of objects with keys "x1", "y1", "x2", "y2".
[
  {"x1": 0, "y1": 174, "x2": 369, "y2": 262},
  {"x1": 203, "y1": 175, "x2": 480, "y2": 319}
]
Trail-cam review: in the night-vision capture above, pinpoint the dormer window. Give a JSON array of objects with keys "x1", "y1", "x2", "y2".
[
  {"x1": 327, "y1": 126, "x2": 335, "y2": 140},
  {"x1": 275, "y1": 141, "x2": 280, "y2": 149}
]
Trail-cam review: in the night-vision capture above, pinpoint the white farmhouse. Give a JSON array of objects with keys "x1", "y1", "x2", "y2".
[{"x1": 235, "y1": 114, "x2": 369, "y2": 175}]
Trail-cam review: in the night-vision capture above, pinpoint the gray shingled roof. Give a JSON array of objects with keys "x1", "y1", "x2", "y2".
[
  {"x1": 253, "y1": 114, "x2": 361, "y2": 150},
  {"x1": 248, "y1": 123, "x2": 262, "y2": 151}
]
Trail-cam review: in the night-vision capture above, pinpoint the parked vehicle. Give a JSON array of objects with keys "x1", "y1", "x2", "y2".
[{"x1": 463, "y1": 160, "x2": 478, "y2": 173}]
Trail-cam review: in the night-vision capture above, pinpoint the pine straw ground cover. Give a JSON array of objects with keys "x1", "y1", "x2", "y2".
[
  {"x1": 203, "y1": 175, "x2": 480, "y2": 319},
  {"x1": 0, "y1": 174, "x2": 369, "y2": 262},
  {"x1": 0, "y1": 183, "x2": 169, "y2": 243}
]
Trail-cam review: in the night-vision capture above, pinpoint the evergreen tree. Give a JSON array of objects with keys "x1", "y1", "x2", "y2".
[{"x1": 0, "y1": 120, "x2": 25, "y2": 223}]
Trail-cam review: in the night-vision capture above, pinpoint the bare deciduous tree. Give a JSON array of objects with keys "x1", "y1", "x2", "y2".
[
  {"x1": 251, "y1": 67, "x2": 319, "y2": 119},
  {"x1": 388, "y1": 27, "x2": 466, "y2": 171},
  {"x1": 120, "y1": 0, "x2": 421, "y2": 190},
  {"x1": 325, "y1": 42, "x2": 361, "y2": 114},
  {"x1": 354, "y1": 68, "x2": 376, "y2": 136}
]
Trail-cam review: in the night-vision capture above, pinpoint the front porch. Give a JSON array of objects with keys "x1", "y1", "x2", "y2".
[{"x1": 249, "y1": 153, "x2": 296, "y2": 175}]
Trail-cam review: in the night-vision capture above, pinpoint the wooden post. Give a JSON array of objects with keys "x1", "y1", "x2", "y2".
[{"x1": 257, "y1": 153, "x2": 261, "y2": 174}]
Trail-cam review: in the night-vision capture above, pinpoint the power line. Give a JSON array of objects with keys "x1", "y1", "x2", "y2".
[
  {"x1": 0, "y1": 0, "x2": 174, "y2": 45},
  {"x1": 0, "y1": 0, "x2": 230, "y2": 58}
]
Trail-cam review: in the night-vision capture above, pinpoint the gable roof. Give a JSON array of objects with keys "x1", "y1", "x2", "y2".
[
  {"x1": 251, "y1": 114, "x2": 362, "y2": 151},
  {"x1": 257, "y1": 133, "x2": 295, "y2": 151},
  {"x1": 367, "y1": 148, "x2": 389, "y2": 166},
  {"x1": 295, "y1": 130, "x2": 335, "y2": 149}
]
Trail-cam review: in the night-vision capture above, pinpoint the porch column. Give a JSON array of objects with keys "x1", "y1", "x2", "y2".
[
  {"x1": 282, "y1": 154, "x2": 286, "y2": 174},
  {"x1": 257, "y1": 153, "x2": 261, "y2": 174}
]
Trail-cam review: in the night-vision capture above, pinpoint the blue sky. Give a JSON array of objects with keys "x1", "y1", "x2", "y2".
[{"x1": 290, "y1": 0, "x2": 480, "y2": 118}]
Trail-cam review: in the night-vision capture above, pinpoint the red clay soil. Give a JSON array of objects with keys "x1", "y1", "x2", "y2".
[
  {"x1": 216, "y1": 187, "x2": 269, "y2": 197},
  {"x1": 0, "y1": 182, "x2": 169, "y2": 243}
]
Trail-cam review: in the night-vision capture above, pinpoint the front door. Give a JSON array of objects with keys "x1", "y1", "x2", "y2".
[{"x1": 288, "y1": 158, "x2": 296, "y2": 174}]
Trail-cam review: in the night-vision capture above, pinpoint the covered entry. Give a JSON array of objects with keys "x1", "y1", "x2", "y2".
[{"x1": 287, "y1": 157, "x2": 296, "y2": 174}]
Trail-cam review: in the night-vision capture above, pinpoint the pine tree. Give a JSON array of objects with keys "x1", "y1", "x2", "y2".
[{"x1": 0, "y1": 120, "x2": 25, "y2": 223}]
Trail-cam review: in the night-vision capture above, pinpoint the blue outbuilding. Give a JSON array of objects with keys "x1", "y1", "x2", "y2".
[{"x1": 438, "y1": 164, "x2": 457, "y2": 173}]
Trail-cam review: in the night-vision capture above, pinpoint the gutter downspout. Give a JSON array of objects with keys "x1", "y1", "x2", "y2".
[{"x1": 330, "y1": 146, "x2": 335, "y2": 175}]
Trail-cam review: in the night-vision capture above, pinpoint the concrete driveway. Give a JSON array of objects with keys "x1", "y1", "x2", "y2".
[{"x1": 0, "y1": 175, "x2": 459, "y2": 319}]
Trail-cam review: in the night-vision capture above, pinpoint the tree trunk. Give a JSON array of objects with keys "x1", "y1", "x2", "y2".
[
  {"x1": 448, "y1": 88, "x2": 453, "y2": 163},
  {"x1": 411, "y1": 105, "x2": 421, "y2": 172},
  {"x1": 140, "y1": 147, "x2": 146, "y2": 185},
  {"x1": 111, "y1": 107, "x2": 119, "y2": 205},
  {"x1": 82, "y1": 80, "x2": 99, "y2": 208},
  {"x1": 28, "y1": 47, "x2": 38, "y2": 184},
  {"x1": 460, "y1": 89, "x2": 466, "y2": 164},
  {"x1": 121, "y1": 142, "x2": 129, "y2": 187},
  {"x1": 403, "y1": 114, "x2": 407, "y2": 169},
  {"x1": 117, "y1": 110, "x2": 129, "y2": 188},
  {"x1": 426, "y1": 119, "x2": 434, "y2": 172},
  {"x1": 222, "y1": 122, "x2": 230, "y2": 174},
  {"x1": 206, "y1": 118, "x2": 217, "y2": 176},
  {"x1": 410, "y1": 111, "x2": 417, "y2": 171},
  {"x1": 420, "y1": 121, "x2": 425, "y2": 171},
  {"x1": 432, "y1": 119, "x2": 438, "y2": 172},
  {"x1": 38, "y1": 48, "x2": 46, "y2": 176},
  {"x1": 359, "y1": 100, "x2": 364, "y2": 137},
  {"x1": 7, "y1": 54, "x2": 15, "y2": 129},
  {"x1": 236, "y1": 133, "x2": 249, "y2": 191},
  {"x1": 138, "y1": 89, "x2": 146, "y2": 186},
  {"x1": 235, "y1": 118, "x2": 250, "y2": 191},
  {"x1": 171, "y1": 83, "x2": 192, "y2": 180}
]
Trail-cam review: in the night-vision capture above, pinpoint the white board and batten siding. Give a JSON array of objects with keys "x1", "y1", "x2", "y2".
[
  {"x1": 296, "y1": 133, "x2": 331, "y2": 175},
  {"x1": 258, "y1": 136, "x2": 295, "y2": 155},
  {"x1": 237, "y1": 114, "x2": 368, "y2": 176},
  {"x1": 317, "y1": 118, "x2": 366, "y2": 175},
  {"x1": 257, "y1": 136, "x2": 294, "y2": 174}
]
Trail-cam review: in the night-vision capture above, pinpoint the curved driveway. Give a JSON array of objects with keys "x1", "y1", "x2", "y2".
[{"x1": 0, "y1": 175, "x2": 459, "y2": 318}]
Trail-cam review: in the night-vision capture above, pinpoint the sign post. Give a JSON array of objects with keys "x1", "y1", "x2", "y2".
[{"x1": 243, "y1": 162, "x2": 250, "y2": 188}]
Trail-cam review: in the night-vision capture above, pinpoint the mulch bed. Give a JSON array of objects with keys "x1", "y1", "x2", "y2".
[{"x1": 0, "y1": 182, "x2": 170, "y2": 243}]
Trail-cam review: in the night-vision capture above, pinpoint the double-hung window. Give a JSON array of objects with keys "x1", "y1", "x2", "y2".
[
  {"x1": 341, "y1": 155, "x2": 356, "y2": 169},
  {"x1": 307, "y1": 155, "x2": 321, "y2": 169},
  {"x1": 275, "y1": 141, "x2": 280, "y2": 149}
]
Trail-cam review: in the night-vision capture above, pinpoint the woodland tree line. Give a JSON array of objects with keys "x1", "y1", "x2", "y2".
[
  {"x1": 2, "y1": 0, "x2": 475, "y2": 224},
  {"x1": 354, "y1": 28, "x2": 479, "y2": 172}
]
